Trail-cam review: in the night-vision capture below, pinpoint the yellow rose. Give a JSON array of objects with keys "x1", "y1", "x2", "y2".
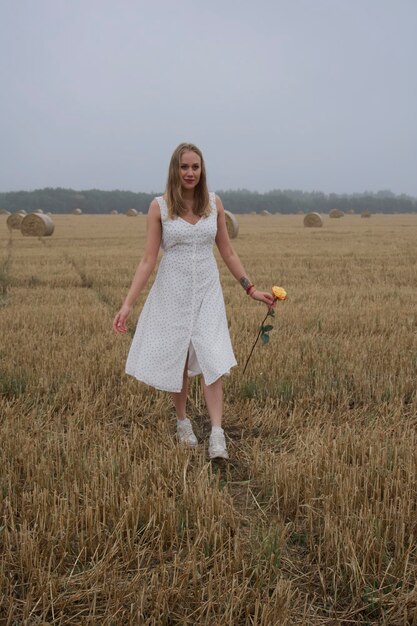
[{"x1": 272, "y1": 286, "x2": 287, "y2": 300}]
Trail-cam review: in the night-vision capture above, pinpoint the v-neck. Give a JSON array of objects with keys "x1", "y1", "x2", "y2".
[
  {"x1": 178, "y1": 215, "x2": 203, "y2": 227},
  {"x1": 161, "y1": 196, "x2": 202, "y2": 226}
]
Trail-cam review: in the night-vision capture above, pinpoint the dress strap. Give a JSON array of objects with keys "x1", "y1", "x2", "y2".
[
  {"x1": 155, "y1": 196, "x2": 169, "y2": 221},
  {"x1": 209, "y1": 191, "x2": 217, "y2": 214}
]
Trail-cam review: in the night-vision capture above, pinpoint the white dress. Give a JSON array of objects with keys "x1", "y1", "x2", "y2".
[{"x1": 125, "y1": 192, "x2": 237, "y2": 392}]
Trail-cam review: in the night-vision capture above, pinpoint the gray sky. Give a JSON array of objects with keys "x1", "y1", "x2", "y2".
[{"x1": 1, "y1": 0, "x2": 416, "y2": 195}]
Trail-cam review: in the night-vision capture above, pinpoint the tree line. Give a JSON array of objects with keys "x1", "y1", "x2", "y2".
[{"x1": 1, "y1": 187, "x2": 416, "y2": 214}]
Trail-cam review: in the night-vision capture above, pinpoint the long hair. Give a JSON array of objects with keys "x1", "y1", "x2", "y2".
[{"x1": 165, "y1": 143, "x2": 210, "y2": 220}]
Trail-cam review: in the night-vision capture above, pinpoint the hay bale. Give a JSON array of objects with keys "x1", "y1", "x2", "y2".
[
  {"x1": 126, "y1": 208, "x2": 138, "y2": 216},
  {"x1": 329, "y1": 208, "x2": 344, "y2": 218},
  {"x1": 72, "y1": 208, "x2": 82, "y2": 215},
  {"x1": 0, "y1": 209, "x2": 11, "y2": 216},
  {"x1": 347, "y1": 209, "x2": 355, "y2": 214},
  {"x1": 224, "y1": 210, "x2": 239, "y2": 239},
  {"x1": 361, "y1": 210, "x2": 371, "y2": 218},
  {"x1": 304, "y1": 212, "x2": 323, "y2": 228},
  {"x1": 18, "y1": 210, "x2": 27, "y2": 215},
  {"x1": 260, "y1": 210, "x2": 271, "y2": 216},
  {"x1": 111, "y1": 210, "x2": 118, "y2": 214},
  {"x1": 7, "y1": 213, "x2": 24, "y2": 230},
  {"x1": 21, "y1": 213, "x2": 55, "y2": 237},
  {"x1": 34, "y1": 209, "x2": 43, "y2": 214}
]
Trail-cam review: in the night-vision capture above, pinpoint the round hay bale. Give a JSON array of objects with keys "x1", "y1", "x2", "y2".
[
  {"x1": 361, "y1": 210, "x2": 371, "y2": 218},
  {"x1": 126, "y1": 208, "x2": 138, "y2": 216},
  {"x1": 224, "y1": 210, "x2": 239, "y2": 239},
  {"x1": 0, "y1": 209, "x2": 11, "y2": 216},
  {"x1": 329, "y1": 208, "x2": 344, "y2": 218},
  {"x1": 34, "y1": 209, "x2": 44, "y2": 214},
  {"x1": 18, "y1": 210, "x2": 27, "y2": 215},
  {"x1": 260, "y1": 210, "x2": 271, "y2": 216},
  {"x1": 347, "y1": 209, "x2": 355, "y2": 215},
  {"x1": 111, "y1": 210, "x2": 118, "y2": 214},
  {"x1": 21, "y1": 213, "x2": 55, "y2": 237},
  {"x1": 7, "y1": 212, "x2": 24, "y2": 230},
  {"x1": 304, "y1": 212, "x2": 323, "y2": 228},
  {"x1": 72, "y1": 208, "x2": 82, "y2": 215}
]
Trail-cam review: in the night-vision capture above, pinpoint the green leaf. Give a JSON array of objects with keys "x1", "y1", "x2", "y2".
[
  {"x1": 263, "y1": 325, "x2": 273, "y2": 332},
  {"x1": 267, "y1": 309, "x2": 275, "y2": 318},
  {"x1": 261, "y1": 333, "x2": 270, "y2": 344}
]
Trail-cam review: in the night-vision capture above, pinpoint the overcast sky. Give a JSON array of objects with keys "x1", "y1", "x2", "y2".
[{"x1": 1, "y1": 0, "x2": 416, "y2": 195}]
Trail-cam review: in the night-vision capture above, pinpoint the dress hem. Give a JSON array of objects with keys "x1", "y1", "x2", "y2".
[{"x1": 125, "y1": 361, "x2": 237, "y2": 393}]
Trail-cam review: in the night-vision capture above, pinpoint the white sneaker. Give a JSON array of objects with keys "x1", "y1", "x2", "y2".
[
  {"x1": 176, "y1": 419, "x2": 198, "y2": 448},
  {"x1": 209, "y1": 428, "x2": 229, "y2": 460}
]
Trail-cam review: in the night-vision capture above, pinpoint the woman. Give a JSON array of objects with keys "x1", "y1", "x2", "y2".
[{"x1": 113, "y1": 143, "x2": 275, "y2": 459}]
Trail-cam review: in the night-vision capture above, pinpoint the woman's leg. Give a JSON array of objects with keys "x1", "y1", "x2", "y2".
[
  {"x1": 202, "y1": 377, "x2": 228, "y2": 459},
  {"x1": 170, "y1": 356, "x2": 197, "y2": 447},
  {"x1": 201, "y1": 377, "x2": 223, "y2": 428},
  {"x1": 170, "y1": 356, "x2": 189, "y2": 420}
]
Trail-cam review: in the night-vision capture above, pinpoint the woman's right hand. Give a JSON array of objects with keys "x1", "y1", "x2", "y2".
[
  {"x1": 112, "y1": 304, "x2": 132, "y2": 333},
  {"x1": 250, "y1": 289, "x2": 276, "y2": 309}
]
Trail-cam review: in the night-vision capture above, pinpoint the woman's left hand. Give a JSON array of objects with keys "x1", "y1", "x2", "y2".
[{"x1": 250, "y1": 289, "x2": 276, "y2": 308}]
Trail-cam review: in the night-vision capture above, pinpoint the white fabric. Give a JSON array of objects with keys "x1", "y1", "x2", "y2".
[{"x1": 125, "y1": 192, "x2": 237, "y2": 392}]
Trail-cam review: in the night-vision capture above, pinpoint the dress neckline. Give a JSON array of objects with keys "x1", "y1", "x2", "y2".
[
  {"x1": 178, "y1": 215, "x2": 203, "y2": 226},
  {"x1": 160, "y1": 195, "x2": 210, "y2": 225}
]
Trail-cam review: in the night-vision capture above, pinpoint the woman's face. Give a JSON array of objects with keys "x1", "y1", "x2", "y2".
[{"x1": 179, "y1": 150, "x2": 201, "y2": 191}]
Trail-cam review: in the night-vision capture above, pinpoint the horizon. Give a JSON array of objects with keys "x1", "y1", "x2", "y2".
[{"x1": 1, "y1": 185, "x2": 416, "y2": 201}]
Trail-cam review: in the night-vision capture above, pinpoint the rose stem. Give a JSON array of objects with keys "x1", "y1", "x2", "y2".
[{"x1": 242, "y1": 304, "x2": 275, "y2": 375}]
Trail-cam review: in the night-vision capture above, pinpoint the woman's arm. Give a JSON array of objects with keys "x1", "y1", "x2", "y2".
[
  {"x1": 214, "y1": 195, "x2": 275, "y2": 308},
  {"x1": 113, "y1": 199, "x2": 162, "y2": 333}
]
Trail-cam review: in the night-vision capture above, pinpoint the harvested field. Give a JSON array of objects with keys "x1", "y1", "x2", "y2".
[{"x1": 1, "y1": 213, "x2": 417, "y2": 625}]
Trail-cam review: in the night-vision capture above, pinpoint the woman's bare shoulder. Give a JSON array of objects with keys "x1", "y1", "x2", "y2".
[
  {"x1": 214, "y1": 194, "x2": 225, "y2": 212},
  {"x1": 147, "y1": 198, "x2": 162, "y2": 220}
]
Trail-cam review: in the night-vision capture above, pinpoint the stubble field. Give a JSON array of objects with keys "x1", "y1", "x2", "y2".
[{"x1": 1, "y1": 212, "x2": 417, "y2": 625}]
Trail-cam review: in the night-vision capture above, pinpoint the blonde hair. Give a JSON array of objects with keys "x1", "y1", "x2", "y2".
[{"x1": 165, "y1": 143, "x2": 210, "y2": 220}]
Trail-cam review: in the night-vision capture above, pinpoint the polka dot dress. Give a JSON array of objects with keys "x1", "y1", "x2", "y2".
[{"x1": 125, "y1": 192, "x2": 237, "y2": 392}]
